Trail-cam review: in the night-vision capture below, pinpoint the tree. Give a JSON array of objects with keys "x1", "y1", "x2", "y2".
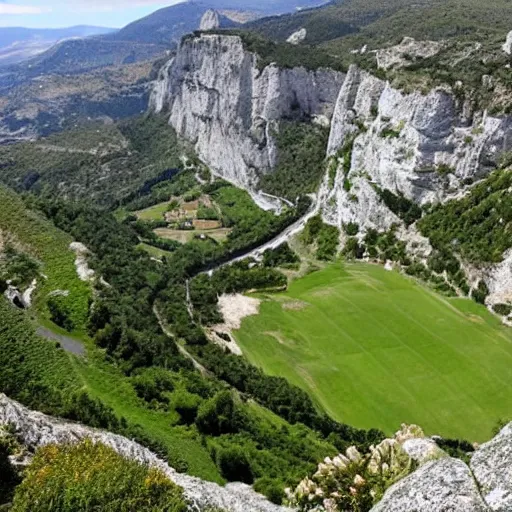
[{"x1": 216, "y1": 446, "x2": 253, "y2": 484}]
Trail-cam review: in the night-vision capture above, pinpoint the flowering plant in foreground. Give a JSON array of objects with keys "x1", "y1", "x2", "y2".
[{"x1": 284, "y1": 435, "x2": 416, "y2": 511}]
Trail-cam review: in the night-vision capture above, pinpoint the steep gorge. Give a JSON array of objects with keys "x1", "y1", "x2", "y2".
[{"x1": 151, "y1": 31, "x2": 512, "y2": 311}]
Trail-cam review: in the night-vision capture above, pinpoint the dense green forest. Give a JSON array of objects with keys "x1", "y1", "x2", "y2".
[
  {"x1": 259, "y1": 122, "x2": 329, "y2": 201},
  {"x1": 419, "y1": 169, "x2": 512, "y2": 264}
]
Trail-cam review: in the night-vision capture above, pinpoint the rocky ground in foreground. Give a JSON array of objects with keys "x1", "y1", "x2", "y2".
[{"x1": 2, "y1": 393, "x2": 512, "y2": 512}]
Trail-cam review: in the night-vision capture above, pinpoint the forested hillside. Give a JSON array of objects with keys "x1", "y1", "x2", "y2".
[
  {"x1": 0, "y1": 179, "x2": 385, "y2": 504},
  {"x1": 0, "y1": 116, "x2": 183, "y2": 207}
]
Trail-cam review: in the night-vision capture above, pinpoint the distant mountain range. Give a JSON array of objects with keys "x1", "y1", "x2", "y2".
[
  {"x1": 0, "y1": 0, "x2": 327, "y2": 73},
  {"x1": 0, "y1": 26, "x2": 116, "y2": 67}
]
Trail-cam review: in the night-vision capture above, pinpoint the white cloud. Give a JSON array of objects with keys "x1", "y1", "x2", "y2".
[{"x1": 0, "y1": 3, "x2": 49, "y2": 14}]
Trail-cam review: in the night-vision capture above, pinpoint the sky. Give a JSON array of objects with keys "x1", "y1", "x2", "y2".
[{"x1": 0, "y1": 0, "x2": 184, "y2": 28}]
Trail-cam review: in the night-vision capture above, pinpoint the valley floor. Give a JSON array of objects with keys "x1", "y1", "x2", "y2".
[{"x1": 234, "y1": 262, "x2": 512, "y2": 442}]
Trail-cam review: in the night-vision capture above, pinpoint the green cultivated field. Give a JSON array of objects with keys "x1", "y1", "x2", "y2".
[{"x1": 234, "y1": 262, "x2": 512, "y2": 442}]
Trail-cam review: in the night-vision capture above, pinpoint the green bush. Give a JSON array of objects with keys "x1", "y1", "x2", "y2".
[
  {"x1": 472, "y1": 280, "x2": 489, "y2": 305},
  {"x1": 317, "y1": 225, "x2": 340, "y2": 261},
  {"x1": 47, "y1": 296, "x2": 75, "y2": 332},
  {"x1": 343, "y1": 222, "x2": 360, "y2": 236},
  {"x1": 195, "y1": 391, "x2": 247, "y2": 436},
  {"x1": 375, "y1": 188, "x2": 422, "y2": 226},
  {"x1": 11, "y1": 440, "x2": 187, "y2": 512},
  {"x1": 131, "y1": 367, "x2": 175, "y2": 405},
  {"x1": 263, "y1": 243, "x2": 300, "y2": 269},
  {"x1": 302, "y1": 215, "x2": 323, "y2": 245},
  {"x1": 493, "y1": 303, "x2": 512, "y2": 316},
  {"x1": 343, "y1": 237, "x2": 363, "y2": 259},
  {"x1": 197, "y1": 204, "x2": 220, "y2": 221},
  {"x1": 172, "y1": 391, "x2": 201, "y2": 425},
  {"x1": 216, "y1": 446, "x2": 253, "y2": 484}
]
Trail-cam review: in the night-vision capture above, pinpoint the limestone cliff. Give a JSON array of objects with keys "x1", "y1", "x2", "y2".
[
  {"x1": 323, "y1": 64, "x2": 512, "y2": 231},
  {"x1": 151, "y1": 33, "x2": 512, "y2": 306},
  {"x1": 150, "y1": 33, "x2": 344, "y2": 206}
]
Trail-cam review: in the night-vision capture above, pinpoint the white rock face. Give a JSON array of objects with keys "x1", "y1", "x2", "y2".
[
  {"x1": 69, "y1": 242, "x2": 95, "y2": 282},
  {"x1": 503, "y1": 31, "x2": 512, "y2": 55},
  {"x1": 151, "y1": 37, "x2": 512, "y2": 301},
  {"x1": 150, "y1": 34, "x2": 344, "y2": 193},
  {"x1": 199, "y1": 9, "x2": 221, "y2": 31},
  {"x1": 376, "y1": 37, "x2": 443, "y2": 70},
  {"x1": 286, "y1": 28, "x2": 307, "y2": 45},
  {"x1": 471, "y1": 422, "x2": 512, "y2": 511},
  {"x1": 324, "y1": 65, "x2": 512, "y2": 232},
  {"x1": 0, "y1": 394, "x2": 290, "y2": 512},
  {"x1": 371, "y1": 457, "x2": 489, "y2": 512}
]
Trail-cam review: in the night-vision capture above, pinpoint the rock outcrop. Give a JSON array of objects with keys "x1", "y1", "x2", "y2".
[
  {"x1": 374, "y1": 421, "x2": 512, "y2": 512},
  {"x1": 0, "y1": 394, "x2": 289, "y2": 512},
  {"x1": 150, "y1": 33, "x2": 344, "y2": 204},
  {"x1": 199, "y1": 9, "x2": 221, "y2": 31},
  {"x1": 371, "y1": 458, "x2": 489, "y2": 512},
  {"x1": 471, "y1": 422, "x2": 512, "y2": 511},
  {"x1": 287, "y1": 28, "x2": 307, "y2": 45},
  {"x1": 503, "y1": 31, "x2": 512, "y2": 55},
  {"x1": 323, "y1": 64, "x2": 512, "y2": 230},
  {"x1": 375, "y1": 37, "x2": 443, "y2": 70}
]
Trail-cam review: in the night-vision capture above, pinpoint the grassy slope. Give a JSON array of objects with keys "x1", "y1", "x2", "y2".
[
  {"x1": 234, "y1": 262, "x2": 512, "y2": 442},
  {"x1": 0, "y1": 298, "x2": 222, "y2": 482},
  {"x1": 0, "y1": 186, "x2": 91, "y2": 329}
]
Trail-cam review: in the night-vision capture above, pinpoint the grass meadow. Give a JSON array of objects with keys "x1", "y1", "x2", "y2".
[{"x1": 234, "y1": 262, "x2": 512, "y2": 442}]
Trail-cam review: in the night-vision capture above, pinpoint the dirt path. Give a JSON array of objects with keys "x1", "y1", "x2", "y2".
[
  {"x1": 153, "y1": 306, "x2": 210, "y2": 377},
  {"x1": 35, "y1": 144, "x2": 97, "y2": 155},
  {"x1": 36, "y1": 326, "x2": 85, "y2": 356}
]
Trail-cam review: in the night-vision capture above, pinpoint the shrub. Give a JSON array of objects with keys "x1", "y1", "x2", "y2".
[
  {"x1": 183, "y1": 189, "x2": 201, "y2": 202},
  {"x1": 197, "y1": 204, "x2": 220, "y2": 221},
  {"x1": 254, "y1": 477, "x2": 285, "y2": 505},
  {"x1": 343, "y1": 237, "x2": 363, "y2": 259},
  {"x1": 11, "y1": 440, "x2": 187, "y2": 512},
  {"x1": 263, "y1": 243, "x2": 300, "y2": 269},
  {"x1": 376, "y1": 188, "x2": 422, "y2": 226},
  {"x1": 471, "y1": 280, "x2": 489, "y2": 305},
  {"x1": 132, "y1": 367, "x2": 175, "y2": 404},
  {"x1": 195, "y1": 391, "x2": 247, "y2": 436},
  {"x1": 493, "y1": 303, "x2": 512, "y2": 316},
  {"x1": 216, "y1": 446, "x2": 253, "y2": 484},
  {"x1": 317, "y1": 224, "x2": 340, "y2": 261},
  {"x1": 172, "y1": 390, "x2": 201, "y2": 425},
  {"x1": 344, "y1": 222, "x2": 360, "y2": 236},
  {"x1": 302, "y1": 215, "x2": 323, "y2": 245},
  {"x1": 47, "y1": 296, "x2": 74, "y2": 332}
]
